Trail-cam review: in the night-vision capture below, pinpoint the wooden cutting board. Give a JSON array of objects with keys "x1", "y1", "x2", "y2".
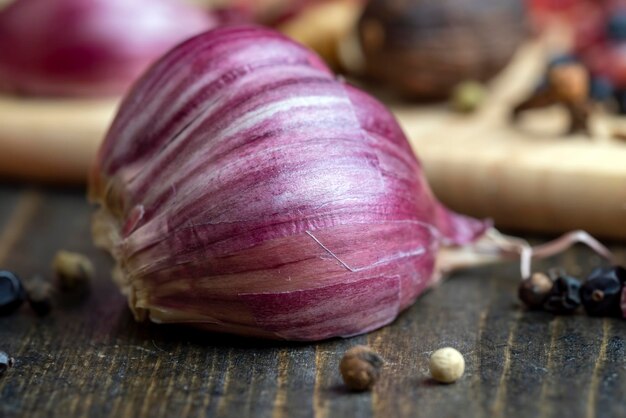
[
  {"x1": 2, "y1": 186, "x2": 626, "y2": 418},
  {"x1": 0, "y1": 96, "x2": 117, "y2": 184},
  {"x1": 0, "y1": 42, "x2": 624, "y2": 237}
]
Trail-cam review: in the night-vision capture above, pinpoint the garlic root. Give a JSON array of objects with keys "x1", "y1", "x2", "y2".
[{"x1": 437, "y1": 229, "x2": 614, "y2": 280}]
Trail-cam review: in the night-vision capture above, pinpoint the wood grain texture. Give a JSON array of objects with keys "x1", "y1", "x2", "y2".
[{"x1": 0, "y1": 186, "x2": 625, "y2": 418}]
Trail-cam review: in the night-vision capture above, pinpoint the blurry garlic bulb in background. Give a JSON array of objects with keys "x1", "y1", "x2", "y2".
[
  {"x1": 0, "y1": 0, "x2": 216, "y2": 97},
  {"x1": 357, "y1": 0, "x2": 528, "y2": 99}
]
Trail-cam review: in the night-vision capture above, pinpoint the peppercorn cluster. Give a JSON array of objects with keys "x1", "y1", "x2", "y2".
[
  {"x1": 339, "y1": 345, "x2": 466, "y2": 391},
  {"x1": 518, "y1": 265, "x2": 626, "y2": 317},
  {"x1": 0, "y1": 250, "x2": 93, "y2": 318}
]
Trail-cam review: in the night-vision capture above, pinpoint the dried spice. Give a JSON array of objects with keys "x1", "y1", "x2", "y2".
[
  {"x1": 429, "y1": 347, "x2": 465, "y2": 384},
  {"x1": 512, "y1": 60, "x2": 591, "y2": 135},
  {"x1": 0, "y1": 270, "x2": 25, "y2": 316},
  {"x1": 542, "y1": 275, "x2": 582, "y2": 314},
  {"x1": 588, "y1": 265, "x2": 626, "y2": 284},
  {"x1": 339, "y1": 345, "x2": 383, "y2": 391},
  {"x1": 580, "y1": 266, "x2": 625, "y2": 317},
  {"x1": 52, "y1": 251, "x2": 94, "y2": 292},
  {"x1": 0, "y1": 351, "x2": 14, "y2": 376},
  {"x1": 518, "y1": 272, "x2": 553, "y2": 309},
  {"x1": 24, "y1": 276, "x2": 54, "y2": 316}
]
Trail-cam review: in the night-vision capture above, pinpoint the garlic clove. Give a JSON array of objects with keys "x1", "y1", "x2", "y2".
[{"x1": 90, "y1": 26, "x2": 489, "y2": 341}]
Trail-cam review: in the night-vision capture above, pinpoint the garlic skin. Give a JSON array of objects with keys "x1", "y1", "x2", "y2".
[{"x1": 90, "y1": 26, "x2": 489, "y2": 341}]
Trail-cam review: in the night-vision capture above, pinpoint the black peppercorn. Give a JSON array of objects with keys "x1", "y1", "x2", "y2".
[
  {"x1": 0, "y1": 270, "x2": 25, "y2": 316},
  {"x1": 587, "y1": 265, "x2": 626, "y2": 284},
  {"x1": 580, "y1": 266, "x2": 625, "y2": 317},
  {"x1": 25, "y1": 276, "x2": 54, "y2": 316},
  {"x1": 543, "y1": 275, "x2": 581, "y2": 314},
  {"x1": 0, "y1": 351, "x2": 14, "y2": 376},
  {"x1": 339, "y1": 345, "x2": 383, "y2": 391},
  {"x1": 519, "y1": 272, "x2": 554, "y2": 309}
]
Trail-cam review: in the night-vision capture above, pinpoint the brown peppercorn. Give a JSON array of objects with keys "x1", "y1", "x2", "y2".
[
  {"x1": 339, "y1": 345, "x2": 383, "y2": 391},
  {"x1": 518, "y1": 272, "x2": 553, "y2": 309},
  {"x1": 52, "y1": 250, "x2": 94, "y2": 291},
  {"x1": 549, "y1": 63, "x2": 589, "y2": 104},
  {"x1": 512, "y1": 62, "x2": 591, "y2": 136}
]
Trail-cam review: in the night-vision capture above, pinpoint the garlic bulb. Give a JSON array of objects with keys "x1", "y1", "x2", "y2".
[
  {"x1": 90, "y1": 26, "x2": 489, "y2": 341},
  {"x1": 0, "y1": 0, "x2": 216, "y2": 96}
]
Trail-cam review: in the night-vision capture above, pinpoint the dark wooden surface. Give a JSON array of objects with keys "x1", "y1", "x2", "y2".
[{"x1": 0, "y1": 186, "x2": 625, "y2": 418}]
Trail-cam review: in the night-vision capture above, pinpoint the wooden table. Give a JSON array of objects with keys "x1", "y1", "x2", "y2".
[{"x1": 1, "y1": 186, "x2": 625, "y2": 418}]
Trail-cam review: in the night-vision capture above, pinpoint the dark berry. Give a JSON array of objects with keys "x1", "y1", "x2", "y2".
[
  {"x1": 590, "y1": 77, "x2": 614, "y2": 101},
  {"x1": 543, "y1": 275, "x2": 581, "y2": 314},
  {"x1": 519, "y1": 272, "x2": 553, "y2": 309},
  {"x1": 25, "y1": 276, "x2": 53, "y2": 316},
  {"x1": 0, "y1": 351, "x2": 14, "y2": 376},
  {"x1": 580, "y1": 266, "x2": 625, "y2": 317},
  {"x1": 0, "y1": 271, "x2": 25, "y2": 316},
  {"x1": 607, "y1": 12, "x2": 626, "y2": 42},
  {"x1": 587, "y1": 265, "x2": 626, "y2": 284}
]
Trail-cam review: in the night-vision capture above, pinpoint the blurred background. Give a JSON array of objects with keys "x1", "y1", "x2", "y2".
[{"x1": 0, "y1": 0, "x2": 624, "y2": 238}]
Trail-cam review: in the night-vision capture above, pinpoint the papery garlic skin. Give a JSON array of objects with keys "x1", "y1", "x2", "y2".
[
  {"x1": 90, "y1": 26, "x2": 489, "y2": 341},
  {"x1": 0, "y1": 0, "x2": 216, "y2": 97}
]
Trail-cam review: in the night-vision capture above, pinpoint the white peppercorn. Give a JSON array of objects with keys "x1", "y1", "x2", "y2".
[{"x1": 429, "y1": 347, "x2": 465, "y2": 383}]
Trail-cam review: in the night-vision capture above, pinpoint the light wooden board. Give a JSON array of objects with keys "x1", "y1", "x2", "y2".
[{"x1": 0, "y1": 96, "x2": 117, "y2": 184}]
